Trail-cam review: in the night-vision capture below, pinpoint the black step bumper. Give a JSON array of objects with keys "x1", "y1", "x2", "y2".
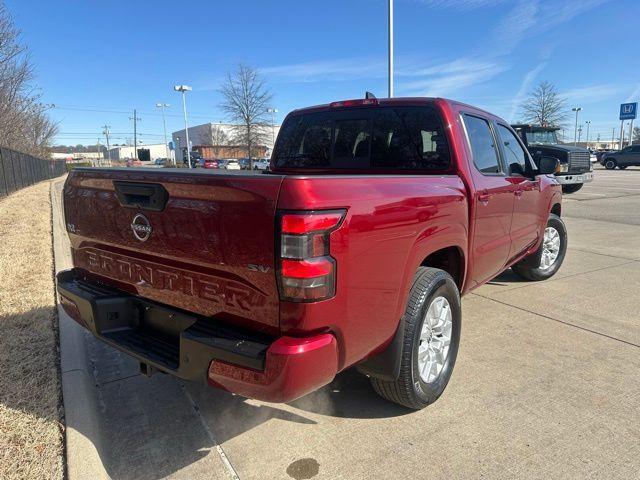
[{"x1": 56, "y1": 268, "x2": 271, "y2": 382}]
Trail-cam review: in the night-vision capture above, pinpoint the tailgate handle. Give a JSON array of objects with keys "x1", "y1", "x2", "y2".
[{"x1": 113, "y1": 181, "x2": 168, "y2": 212}]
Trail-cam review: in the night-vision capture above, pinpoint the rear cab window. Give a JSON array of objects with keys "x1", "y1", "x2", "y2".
[{"x1": 273, "y1": 105, "x2": 451, "y2": 172}]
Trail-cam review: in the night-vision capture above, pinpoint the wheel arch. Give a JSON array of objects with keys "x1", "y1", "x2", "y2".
[{"x1": 357, "y1": 243, "x2": 466, "y2": 382}]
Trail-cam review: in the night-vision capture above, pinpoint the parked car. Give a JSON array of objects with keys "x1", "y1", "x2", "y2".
[
  {"x1": 202, "y1": 159, "x2": 219, "y2": 169},
  {"x1": 226, "y1": 159, "x2": 241, "y2": 170},
  {"x1": 57, "y1": 96, "x2": 565, "y2": 410},
  {"x1": 238, "y1": 158, "x2": 250, "y2": 170},
  {"x1": 595, "y1": 149, "x2": 611, "y2": 163},
  {"x1": 511, "y1": 124, "x2": 593, "y2": 194},
  {"x1": 600, "y1": 145, "x2": 640, "y2": 169},
  {"x1": 253, "y1": 158, "x2": 270, "y2": 171}
]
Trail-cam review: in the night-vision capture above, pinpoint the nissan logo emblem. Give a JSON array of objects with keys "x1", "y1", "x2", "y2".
[{"x1": 131, "y1": 213, "x2": 152, "y2": 242}]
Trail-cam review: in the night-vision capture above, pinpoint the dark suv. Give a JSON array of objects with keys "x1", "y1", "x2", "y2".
[{"x1": 601, "y1": 145, "x2": 640, "y2": 169}]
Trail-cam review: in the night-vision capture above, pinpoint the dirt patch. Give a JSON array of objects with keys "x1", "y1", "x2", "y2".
[{"x1": 0, "y1": 181, "x2": 64, "y2": 480}]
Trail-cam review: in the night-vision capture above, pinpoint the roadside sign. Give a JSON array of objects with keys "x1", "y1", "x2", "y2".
[{"x1": 619, "y1": 102, "x2": 637, "y2": 120}]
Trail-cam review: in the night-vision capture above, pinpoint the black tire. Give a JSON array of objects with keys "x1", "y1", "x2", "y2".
[
  {"x1": 370, "y1": 267, "x2": 461, "y2": 410},
  {"x1": 512, "y1": 213, "x2": 567, "y2": 281},
  {"x1": 562, "y1": 183, "x2": 583, "y2": 194},
  {"x1": 604, "y1": 159, "x2": 617, "y2": 170},
  {"x1": 618, "y1": 165, "x2": 628, "y2": 170}
]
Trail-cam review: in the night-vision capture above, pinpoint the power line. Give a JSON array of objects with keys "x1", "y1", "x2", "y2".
[{"x1": 51, "y1": 104, "x2": 218, "y2": 120}]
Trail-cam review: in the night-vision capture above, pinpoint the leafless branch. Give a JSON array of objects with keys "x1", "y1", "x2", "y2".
[{"x1": 220, "y1": 64, "x2": 273, "y2": 168}]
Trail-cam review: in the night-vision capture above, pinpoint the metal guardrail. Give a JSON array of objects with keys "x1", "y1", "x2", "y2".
[{"x1": 0, "y1": 146, "x2": 66, "y2": 198}]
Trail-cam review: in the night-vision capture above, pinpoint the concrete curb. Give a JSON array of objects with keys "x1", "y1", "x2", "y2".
[{"x1": 52, "y1": 178, "x2": 110, "y2": 480}]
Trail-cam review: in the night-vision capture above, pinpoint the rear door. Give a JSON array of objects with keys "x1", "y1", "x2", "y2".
[
  {"x1": 64, "y1": 169, "x2": 284, "y2": 334},
  {"x1": 461, "y1": 113, "x2": 515, "y2": 285}
]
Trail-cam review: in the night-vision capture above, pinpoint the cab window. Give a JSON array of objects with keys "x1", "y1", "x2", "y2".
[{"x1": 497, "y1": 124, "x2": 529, "y2": 176}]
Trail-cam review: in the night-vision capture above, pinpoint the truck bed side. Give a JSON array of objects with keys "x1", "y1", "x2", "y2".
[{"x1": 277, "y1": 174, "x2": 468, "y2": 369}]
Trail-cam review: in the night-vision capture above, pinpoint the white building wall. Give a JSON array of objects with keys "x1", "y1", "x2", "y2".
[
  {"x1": 172, "y1": 123, "x2": 281, "y2": 162},
  {"x1": 107, "y1": 143, "x2": 171, "y2": 161}
]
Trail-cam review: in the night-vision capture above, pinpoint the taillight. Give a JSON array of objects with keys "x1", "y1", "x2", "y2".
[
  {"x1": 278, "y1": 210, "x2": 345, "y2": 302},
  {"x1": 329, "y1": 98, "x2": 378, "y2": 108}
]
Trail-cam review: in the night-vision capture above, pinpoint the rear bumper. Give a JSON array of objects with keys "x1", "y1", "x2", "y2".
[
  {"x1": 556, "y1": 172, "x2": 594, "y2": 184},
  {"x1": 56, "y1": 268, "x2": 338, "y2": 402}
]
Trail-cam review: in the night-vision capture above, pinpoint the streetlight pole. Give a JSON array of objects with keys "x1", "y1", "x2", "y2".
[
  {"x1": 388, "y1": 0, "x2": 394, "y2": 98},
  {"x1": 156, "y1": 103, "x2": 171, "y2": 165},
  {"x1": 174, "y1": 85, "x2": 192, "y2": 168},
  {"x1": 572, "y1": 107, "x2": 581, "y2": 146},
  {"x1": 102, "y1": 125, "x2": 111, "y2": 164},
  {"x1": 267, "y1": 108, "x2": 278, "y2": 152},
  {"x1": 585, "y1": 120, "x2": 591, "y2": 149},
  {"x1": 577, "y1": 125, "x2": 582, "y2": 144}
]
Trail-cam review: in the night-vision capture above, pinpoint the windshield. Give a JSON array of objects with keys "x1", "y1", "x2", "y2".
[{"x1": 525, "y1": 130, "x2": 559, "y2": 145}]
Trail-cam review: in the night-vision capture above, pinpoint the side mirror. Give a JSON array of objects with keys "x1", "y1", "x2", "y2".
[{"x1": 537, "y1": 156, "x2": 559, "y2": 175}]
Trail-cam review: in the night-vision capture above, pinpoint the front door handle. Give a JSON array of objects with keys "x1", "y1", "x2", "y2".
[{"x1": 478, "y1": 190, "x2": 491, "y2": 203}]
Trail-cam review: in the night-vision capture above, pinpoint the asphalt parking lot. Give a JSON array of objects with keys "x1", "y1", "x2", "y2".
[{"x1": 54, "y1": 166, "x2": 640, "y2": 480}]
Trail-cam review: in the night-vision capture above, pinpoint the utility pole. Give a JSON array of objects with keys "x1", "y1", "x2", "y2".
[
  {"x1": 156, "y1": 103, "x2": 171, "y2": 165},
  {"x1": 612, "y1": 128, "x2": 615, "y2": 149},
  {"x1": 388, "y1": 0, "x2": 394, "y2": 98},
  {"x1": 572, "y1": 107, "x2": 581, "y2": 146},
  {"x1": 102, "y1": 125, "x2": 111, "y2": 164},
  {"x1": 129, "y1": 109, "x2": 141, "y2": 160},
  {"x1": 585, "y1": 120, "x2": 591, "y2": 149},
  {"x1": 619, "y1": 120, "x2": 625, "y2": 150}
]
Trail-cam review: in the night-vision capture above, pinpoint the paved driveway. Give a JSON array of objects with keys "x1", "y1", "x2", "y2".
[{"x1": 55, "y1": 167, "x2": 640, "y2": 479}]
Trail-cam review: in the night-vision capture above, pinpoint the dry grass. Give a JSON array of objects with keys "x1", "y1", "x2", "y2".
[{"x1": 0, "y1": 182, "x2": 64, "y2": 480}]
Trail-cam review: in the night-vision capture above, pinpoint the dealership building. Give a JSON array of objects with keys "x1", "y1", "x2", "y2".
[
  {"x1": 105, "y1": 143, "x2": 172, "y2": 162},
  {"x1": 172, "y1": 122, "x2": 280, "y2": 162}
]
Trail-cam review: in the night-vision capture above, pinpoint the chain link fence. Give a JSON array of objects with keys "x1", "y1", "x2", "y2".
[{"x1": 0, "y1": 146, "x2": 66, "y2": 199}]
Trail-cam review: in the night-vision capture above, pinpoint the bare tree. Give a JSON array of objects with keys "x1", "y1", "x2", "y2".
[
  {"x1": 0, "y1": 2, "x2": 58, "y2": 156},
  {"x1": 208, "y1": 124, "x2": 228, "y2": 146},
  {"x1": 633, "y1": 126, "x2": 640, "y2": 143},
  {"x1": 220, "y1": 64, "x2": 272, "y2": 168},
  {"x1": 520, "y1": 81, "x2": 568, "y2": 127}
]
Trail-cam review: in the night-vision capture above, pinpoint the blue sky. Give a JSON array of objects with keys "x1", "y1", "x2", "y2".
[{"x1": 5, "y1": 0, "x2": 639, "y2": 146}]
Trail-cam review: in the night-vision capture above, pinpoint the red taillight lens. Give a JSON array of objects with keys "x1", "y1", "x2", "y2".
[
  {"x1": 278, "y1": 210, "x2": 345, "y2": 302},
  {"x1": 282, "y1": 212, "x2": 344, "y2": 234}
]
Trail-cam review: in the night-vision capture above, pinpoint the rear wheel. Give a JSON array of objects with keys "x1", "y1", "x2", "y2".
[
  {"x1": 512, "y1": 214, "x2": 567, "y2": 281},
  {"x1": 370, "y1": 267, "x2": 461, "y2": 410},
  {"x1": 604, "y1": 159, "x2": 617, "y2": 169},
  {"x1": 562, "y1": 183, "x2": 583, "y2": 194}
]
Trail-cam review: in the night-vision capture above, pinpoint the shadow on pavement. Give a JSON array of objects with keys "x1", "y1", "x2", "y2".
[{"x1": 53, "y1": 313, "x2": 410, "y2": 480}]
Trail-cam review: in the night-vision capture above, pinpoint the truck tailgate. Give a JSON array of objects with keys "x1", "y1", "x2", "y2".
[{"x1": 63, "y1": 168, "x2": 284, "y2": 334}]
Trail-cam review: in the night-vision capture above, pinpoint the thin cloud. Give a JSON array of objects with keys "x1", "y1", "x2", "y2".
[
  {"x1": 411, "y1": 0, "x2": 508, "y2": 11},
  {"x1": 561, "y1": 84, "x2": 626, "y2": 104},
  {"x1": 259, "y1": 58, "x2": 386, "y2": 83},
  {"x1": 508, "y1": 62, "x2": 547, "y2": 121},
  {"x1": 626, "y1": 84, "x2": 640, "y2": 103},
  {"x1": 399, "y1": 58, "x2": 508, "y2": 97}
]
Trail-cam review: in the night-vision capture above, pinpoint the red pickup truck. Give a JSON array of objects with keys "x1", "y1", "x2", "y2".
[{"x1": 57, "y1": 97, "x2": 565, "y2": 409}]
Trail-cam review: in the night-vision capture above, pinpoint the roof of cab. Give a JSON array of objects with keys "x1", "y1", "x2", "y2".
[{"x1": 288, "y1": 96, "x2": 505, "y2": 123}]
